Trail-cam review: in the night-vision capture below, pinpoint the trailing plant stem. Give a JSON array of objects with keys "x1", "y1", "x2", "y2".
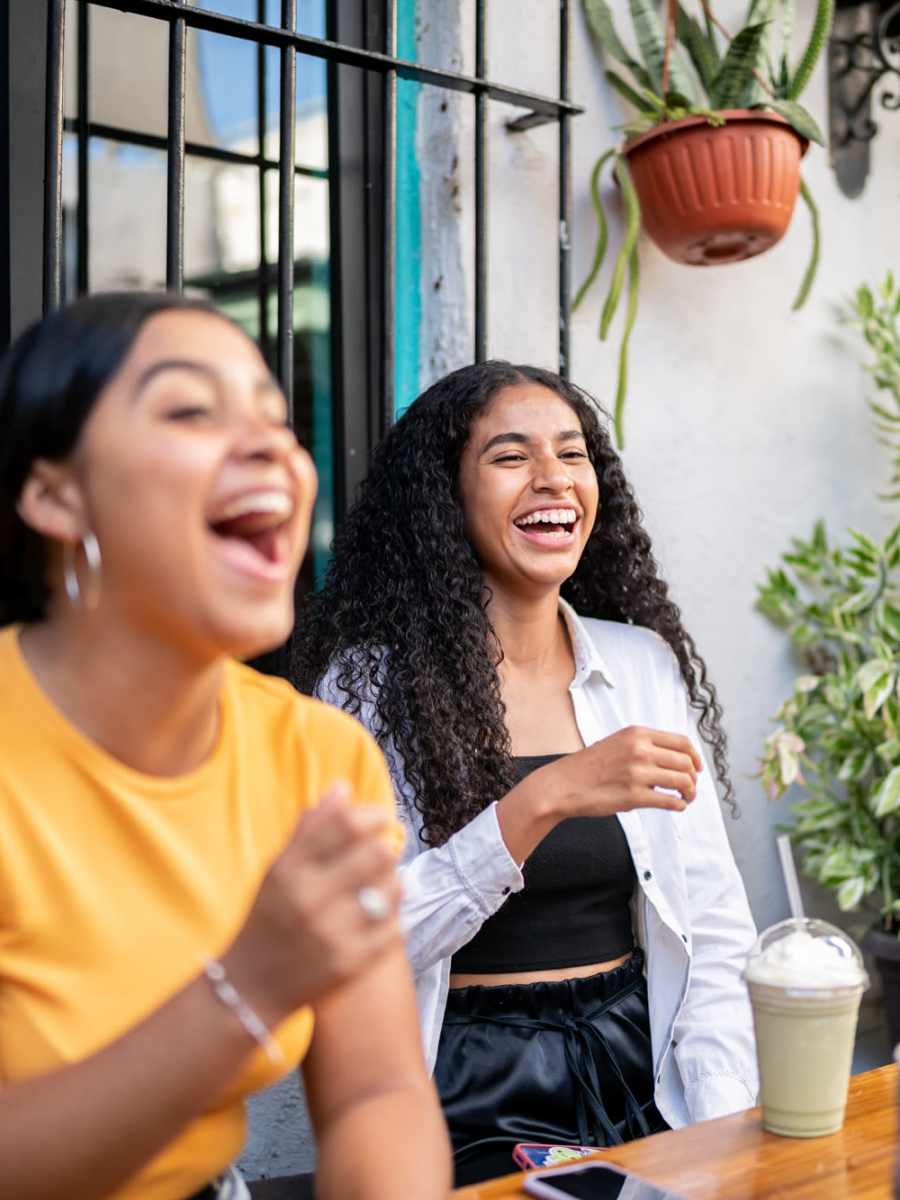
[
  {"x1": 788, "y1": 0, "x2": 835, "y2": 99},
  {"x1": 572, "y1": 149, "x2": 616, "y2": 313},
  {"x1": 599, "y1": 153, "x2": 641, "y2": 340},
  {"x1": 614, "y1": 244, "x2": 641, "y2": 449},
  {"x1": 792, "y1": 177, "x2": 820, "y2": 311}
]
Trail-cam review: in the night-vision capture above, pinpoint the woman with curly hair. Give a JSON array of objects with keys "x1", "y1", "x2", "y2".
[{"x1": 293, "y1": 361, "x2": 758, "y2": 1185}]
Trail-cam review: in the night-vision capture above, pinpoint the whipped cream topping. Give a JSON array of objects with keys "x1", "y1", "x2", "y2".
[{"x1": 745, "y1": 927, "x2": 867, "y2": 989}]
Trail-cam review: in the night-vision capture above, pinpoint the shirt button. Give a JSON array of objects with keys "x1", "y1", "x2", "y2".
[{"x1": 643, "y1": 870, "x2": 652, "y2": 881}]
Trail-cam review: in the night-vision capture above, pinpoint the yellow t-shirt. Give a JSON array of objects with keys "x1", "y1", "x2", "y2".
[{"x1": 0, "y1": 625, "x2": 398, "y2": 1200}]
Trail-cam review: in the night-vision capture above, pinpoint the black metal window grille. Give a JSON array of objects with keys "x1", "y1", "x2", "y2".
[{"x1": 42, "y1": 0, "x2": 582, "y2": 436}]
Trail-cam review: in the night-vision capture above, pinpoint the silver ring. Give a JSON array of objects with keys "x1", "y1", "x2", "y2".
[{"x1": 357, "y1": 885, "x2": 390, "y2": 921}]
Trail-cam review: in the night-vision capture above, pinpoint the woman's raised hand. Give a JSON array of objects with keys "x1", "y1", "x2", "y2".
[
  {"x1": 546, "y1": 726, "x2": 701, "y2": 817},
  {"x1": 498, "y1": 727, "x2": 701, "y2": 865},
  {"x1": 221, "y1": 784, "x2": 403, "y2": 1028}
]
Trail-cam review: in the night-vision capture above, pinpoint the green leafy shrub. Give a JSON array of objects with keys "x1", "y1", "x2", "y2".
[
  {"x1": 759, "y1": 275, "x2": 900, "y2": 934},
  {"x1": 758, "y1": 523, "x2": 900, "y2": 928},
  {"x1": 842, "y1": 273, "x2": 900, "y2": 499}
]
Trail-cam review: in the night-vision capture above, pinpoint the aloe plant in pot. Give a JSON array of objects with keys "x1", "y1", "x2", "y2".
[{"x1": 578, "y1": 0, "x2": 832, "y2": 447}]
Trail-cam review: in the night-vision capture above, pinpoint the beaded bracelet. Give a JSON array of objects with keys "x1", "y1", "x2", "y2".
[{"x1": 202, "y1": 959, "x2": 285, "y2": 1066}]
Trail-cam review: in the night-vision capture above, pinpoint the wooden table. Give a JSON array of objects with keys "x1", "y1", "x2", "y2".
[{"x1": 453, "y1": 1065, "x2": 899, "y2": 1199}]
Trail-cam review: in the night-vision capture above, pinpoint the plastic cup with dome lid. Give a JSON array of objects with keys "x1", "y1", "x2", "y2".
[{"x1": 744, "y1": 917, "x2": 869, "y2": 1137}]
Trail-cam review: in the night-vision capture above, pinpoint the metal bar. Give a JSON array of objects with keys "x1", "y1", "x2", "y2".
[
  {"x1": 60, "y1": 118, "x2": 327, "y2": 177},
  {"x1": 324, "y1": 12, "x2": 346, "y2": 525},
  {"x1": 559, "y1": 0, "x2": 571, "y2": 378},
  {"x1": 76, "y1": 1, "x2": 89, "y2": 295},
  {"x1": 325, "y1": 1, "x2": 370, "y2": 526},
  {"x1": 474, "y1": 0, "x2": 487, "y2": 362},
  {"x1": 0, "y1": 6, "x2": 9, "y2": 344},
  {"x1": 83, "y1": 0, "x2": 583, "y2": 123},
  {"x1": 506, "y1": 110, "x2": 558, "y2": 133},
  {"x1": 382, "y1": 0, "x2": 396, "y2": 422},
  {"x1": 362, "y1": 7, "x2": 375, "y2": 442},
  {"x1": 43, "y1": 0, "x2": 66, "y2": 312},
  {"x1": 277, "y1": 0, "x2": 297, "y2": 415},
  {"x1": 182, "y1": 259, "x2": 314, "y2": 294},
  {"x1": 166, "y1": 0, "x2": 187, "y2": 289},
  {"x1": 256, "y1": 0, "x2": 270, "y2": 363}
]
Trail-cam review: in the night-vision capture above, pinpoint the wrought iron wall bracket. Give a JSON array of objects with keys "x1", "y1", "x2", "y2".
[{"x1": 829, "y1": 0, "x2": 900, "y2": 196}]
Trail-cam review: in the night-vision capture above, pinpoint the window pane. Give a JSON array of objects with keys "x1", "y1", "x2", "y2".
[
  {"x1": 86, "y1": 139, "x2": 169, "y2": 290},
  {"x1": 191, "y1": 162, "x2": 332, "y2": 589},
  {"x1": 62, "y1": 1, "x2": 334, "y2": 592},
  {"x1": 189, "y1": 23, "x2": 258, "y2": 150},
  {"x1": 191, "y1": 0, "x2": 327, "y2": 170},
  {"x1": 64, "y1": 2, "x2": 327, "y2": 171},
  {"x1": 190, "y1": 0, "x2": 325, "y2": 31},
  {"x1": 64, "y1": 2, "x2": 206, "y2": 144}
]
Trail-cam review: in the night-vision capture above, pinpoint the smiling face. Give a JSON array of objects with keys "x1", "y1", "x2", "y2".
[
  {"x1": 457, "y1": 382, "x2": 599, "y2": 599},
  {"x1": 27, "y1": 310, "x2": 316, "y2": 661}
]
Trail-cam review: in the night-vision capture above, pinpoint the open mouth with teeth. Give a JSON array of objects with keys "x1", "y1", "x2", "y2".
[
  {"x1": 513, "y1": 508, "x2": 579, "y2": 545},
  {"x1": 207, "y1": 490, "x2": 295, "y2": 582}
]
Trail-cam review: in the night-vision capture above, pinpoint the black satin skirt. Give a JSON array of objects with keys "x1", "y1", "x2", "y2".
[{"x1": 435, "y1": 949, "x2": 668, "y2": 1186}]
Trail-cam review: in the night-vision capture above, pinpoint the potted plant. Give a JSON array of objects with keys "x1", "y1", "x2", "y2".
[
  {"x1": 758, "y1": 274, "x2": 900, "y2": 1048},
  {"x1": 844, "y1": 273, "x2": 900, "y2": 499},
  {"x1": 577, "y1": 0, "x2": 833, "y2": 447}
]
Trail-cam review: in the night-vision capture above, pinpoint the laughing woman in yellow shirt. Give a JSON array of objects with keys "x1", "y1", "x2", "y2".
[{"x1": 0, "y1": 293, "x2": 450, "y2": 1200}]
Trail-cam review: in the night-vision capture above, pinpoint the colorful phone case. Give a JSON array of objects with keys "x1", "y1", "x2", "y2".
[{"x1": 512, "y1": 1142, "x2": 598, "y2": 1170}]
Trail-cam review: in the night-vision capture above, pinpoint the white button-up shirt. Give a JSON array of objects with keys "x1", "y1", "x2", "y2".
[{"x1": 318, "y1": 601, "x2": 759, "y2": 1128}]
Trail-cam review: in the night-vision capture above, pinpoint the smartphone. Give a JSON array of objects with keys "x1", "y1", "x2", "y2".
[
  {"x1": 513, "y1": 1143, "x2": 598, "y2": 1170},
  {"x1": 523, "y1": 1160, "x2": 685, "y2": 1200}
]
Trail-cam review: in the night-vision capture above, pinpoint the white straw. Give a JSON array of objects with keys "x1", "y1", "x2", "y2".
[{"x1": 777, "y1": 834, "x2": 806, "y2": 921}]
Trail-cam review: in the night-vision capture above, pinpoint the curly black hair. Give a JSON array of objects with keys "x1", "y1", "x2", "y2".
[{"x1": 292, "y1": 361, "x2": 734, "y2": 845}]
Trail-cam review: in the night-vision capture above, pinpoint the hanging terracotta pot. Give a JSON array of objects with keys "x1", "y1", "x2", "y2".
[{"x1": 623, "y1": 109, "x2": 809, "y2": 266}]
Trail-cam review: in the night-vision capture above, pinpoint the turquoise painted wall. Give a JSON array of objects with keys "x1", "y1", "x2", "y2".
[{"x1": 394, "y1": 0, "x2": 421, "y2": 417}]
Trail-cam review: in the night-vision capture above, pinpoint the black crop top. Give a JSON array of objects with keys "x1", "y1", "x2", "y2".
[{"x1": 451, "y1": 754, "x2": 636, "y2": 973}]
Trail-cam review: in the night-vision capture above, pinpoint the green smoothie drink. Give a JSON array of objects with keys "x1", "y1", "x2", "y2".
[{"x1": 744, "y1": 918, "x2": 868, "y2": 1138}]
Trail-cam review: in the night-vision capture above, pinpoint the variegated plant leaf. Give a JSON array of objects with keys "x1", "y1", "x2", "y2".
[
  {"x1": 708, "y1": 21, "x2": 770, "y2": 110},
  {"x1": 871, "y1": 766, "x2": 900, "y2": 818},
  {"x1": 837, "y1": 876, "x2": 865, "y2": 911},
  {"x1": 605, "y1": 69, "x2": 659, "y2": 111},
  {"x1": 764, "y1": 99, "x2": 825, "y2": 145},
  {"x1": 627, "y1": 0, "x2": 697, "y2": 100},
  {"x1": 583, "y1": 0, "x2": 654, "y2": 91},
  {"x1": 675, "y1": 3, "x2": 720, "y2": 95}
]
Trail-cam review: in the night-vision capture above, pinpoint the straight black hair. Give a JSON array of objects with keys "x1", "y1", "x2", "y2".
[{"x1": 0, "y1": 291, "x2": 227, "y2": 625}]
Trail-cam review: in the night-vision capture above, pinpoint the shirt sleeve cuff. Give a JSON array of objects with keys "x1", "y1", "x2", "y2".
[
  {"x1": 682, "y1": 1074, "x2": 758, "y2": 1123},
  {"x1": 448, "y1": 802, "x2": 524, "y2": 916}
]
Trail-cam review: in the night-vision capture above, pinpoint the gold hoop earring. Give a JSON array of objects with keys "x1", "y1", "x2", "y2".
[{"x1": 63, "y1": 531, "x2": 103, "y2": 611}]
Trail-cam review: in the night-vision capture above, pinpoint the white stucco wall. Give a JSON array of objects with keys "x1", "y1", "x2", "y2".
[
  {"x1": 419, "y1": 0, "x2": 900, "y2": 935},
  {"x1": 570, "y1": 0, "x2": 900, "y2": 936}
]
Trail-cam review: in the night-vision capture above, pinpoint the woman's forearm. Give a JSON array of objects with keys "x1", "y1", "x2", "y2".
[
  {"x1": 0, "y1": 972, "x2": 258, "y2": 1200},
  {"x1": 495, "y1": 771, "x2": 560, "y2": 865},
  {"x1": 314, "y1": 1081, "x2": 452, "y2": 1200}
]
